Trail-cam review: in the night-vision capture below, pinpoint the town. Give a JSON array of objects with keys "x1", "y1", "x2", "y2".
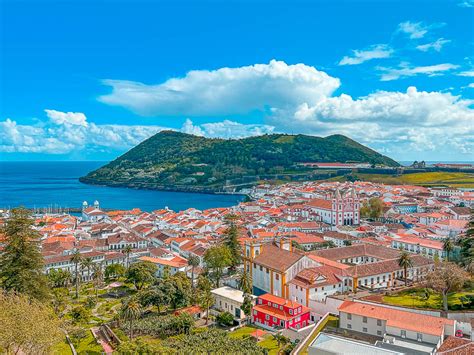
[{"x1": 1, "y1": 180, "x2": 472, "y2": 354}]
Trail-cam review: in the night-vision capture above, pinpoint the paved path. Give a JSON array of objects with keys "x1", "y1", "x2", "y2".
[{"x1": 91, "y1": 327, "x2": 114, "y2": 354}]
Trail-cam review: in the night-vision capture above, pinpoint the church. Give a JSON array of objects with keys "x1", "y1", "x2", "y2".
[{"x1": 307, "y1": 188, "x2": 360, "y2": 226}]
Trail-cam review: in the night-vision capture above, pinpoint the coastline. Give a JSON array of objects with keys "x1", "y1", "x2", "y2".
[{"x1": 78, "y1": 177, "x2": 251, "y2": 198}]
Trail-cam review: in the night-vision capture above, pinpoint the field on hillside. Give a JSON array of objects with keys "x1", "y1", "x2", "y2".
[{"x1": 348, "y1": 171, "x2": 474, "y2": 188}]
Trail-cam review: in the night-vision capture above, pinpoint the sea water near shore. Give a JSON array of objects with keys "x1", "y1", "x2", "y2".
[{"x1": 0, "y1": 161, "x2": 245, "y2": 212}]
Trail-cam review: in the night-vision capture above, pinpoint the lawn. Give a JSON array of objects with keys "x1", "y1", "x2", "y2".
[
  {"x1": 51, "y1": 338, "x2": 72, "y2": 355},
  {"x1": 74, "y1": 330, "x2": 103, "y2": 355},
  {"x1": 228, "y1": 326, "x2": 258, "y2": 338},
  {"x1": 229, "y1": 326, "x2": 282, "y2": 354},
  {"x1": 382, "y1": 288, "x2": 474, "y2": 310}
]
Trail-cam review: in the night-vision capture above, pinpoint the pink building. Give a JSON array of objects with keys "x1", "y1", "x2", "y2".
[{"x1": 252, "y1": 293, "x2": 311, "y2": 330}]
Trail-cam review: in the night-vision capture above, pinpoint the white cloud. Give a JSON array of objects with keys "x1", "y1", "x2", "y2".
[
  {"x1": 99, "y1": 60, "x2": 340, "y2": 116},
  {"x1": 45, "y1": 109, "x2": 88, "y2": 127},
  {"x1": 458, "y1": 0, "x2": 474, "y2": 8},
  {"x1": 0, "y1": 111, "x2": 165, "y2": 154},
  {"x1": 269, "y1": 87, "x2": 474, "y2": 155},
  {"x1": 377, "y1": 62, "x2": 459, "y2": 81},
  {"x1": 398, "y1": 21, "x2": 430, "y2": 39},
  {"x1": 338, "y1": 44, "x2": 393, "y2": 66},
  {"x1": 458, "y1": 70, "x2": 474, "y2": 77},
  {"x1": 416, "y1": 38, "x2": 451, "y2": 52},
  {"x1": 467, "y1": 83, "x2": 474, "y2": 88}
]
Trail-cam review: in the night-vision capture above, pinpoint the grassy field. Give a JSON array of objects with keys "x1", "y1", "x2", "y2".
[
  {"x1": 74, "y1": 331, "x2": 103, "y2": 355},
  {"x1": 51, "y1": 338, "x2": 72, "y2": 355},
  {"x1": 350, "y1": 171, "x2": 474, "y2": 188},
  {"x1": 382, "y1": 288, "x2": 474, "y2": 310},
  {"x1": 229, "y1": 326, "x2": 281, "y2": 354}
]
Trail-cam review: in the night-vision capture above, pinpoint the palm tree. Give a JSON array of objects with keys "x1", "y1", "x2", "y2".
[
  {"x1": 272, "y1": 333, "x2": 289, "y2": 348},
  {"x1": 123, "y1": 245, "x2": 133, "y2": 269},
  {"x1": 443, "y1": 238, "x2": 454, "y2": 262},
  {"x1": 70, "y1": 250, "x2": 83, "y2": 298},
  {"x1": 187, "y1": 255, "x2": 200, "y2": 291},
  {"x1": 398, "y1": 251, "x2": 414, "y2": 286},
  {"x1": 238, "y1": 270, "x2": 252, "y2": 294},
  {"x1": 81, "y1": 257, "x2": 94, "y2": 281},
  {"x1": 92, "y1": 263, "x2": 104, "y2": 299},
  {"x1": 120, "y1": 299, "x2": 142, "y2": 340}
]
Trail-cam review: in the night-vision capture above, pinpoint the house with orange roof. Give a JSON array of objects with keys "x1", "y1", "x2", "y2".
[
  {"x1": 338, "y1": 300, "x2": 455, "y2": 347},
  {"x1": 139, "y1": 254, "x2": 188, "y2": 277},
  {"x1": 252, "y1": 293, "x2": 311, "y2": 330},
  {"x1": 391, "y1": 235, "x2": 445, "y2": 260}
]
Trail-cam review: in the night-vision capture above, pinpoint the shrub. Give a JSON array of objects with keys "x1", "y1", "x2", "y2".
[{"x1": 216, "y1": 311, "x2": 234, "y2": 326}]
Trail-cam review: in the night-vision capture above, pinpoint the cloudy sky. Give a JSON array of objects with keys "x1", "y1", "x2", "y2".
[{"x1": 1, "y1": 0, "x2": 473, "y2": 162}]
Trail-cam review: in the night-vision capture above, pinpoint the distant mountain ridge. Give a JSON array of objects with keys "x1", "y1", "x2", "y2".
[{"x1": 80, "y1": 131, "x2": 399, "y2": 192}]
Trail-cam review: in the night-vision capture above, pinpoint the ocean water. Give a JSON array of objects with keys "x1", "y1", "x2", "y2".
[{"x1": 0, "y1": 161, "x2": 245, "y2": 212}]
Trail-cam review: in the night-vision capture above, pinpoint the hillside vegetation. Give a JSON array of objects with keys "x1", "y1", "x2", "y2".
[{"x1": 80, "y1": 131, "x2": 399, "y2": 192}]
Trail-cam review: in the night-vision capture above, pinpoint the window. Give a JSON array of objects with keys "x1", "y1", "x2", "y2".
[
  {"x1": 377, "y1": 319, "x2": 382, "y2": 326},
  {"x1": 377, "y1": 330, "x2": 382, "y2": 336},
  {"x1": 259, "y1": 299, "x2": 262, "y2": 305},
  {"x1": 289, "y1": 309, "x2": 293, "y2": 315},
  {"x1": 276, "y1": 273, "x2": 279, "y2": 281},
  {"x1": 347, "y1": 324, "x2": 352, "y2": 329},
  {"x1": 273, "y1": 317, "x2": 277, "y2": 322},
  {"x1": 280, "y1": 320, "x2": 285, "y2": 327},
  {"x1": 253, "y1": 310, "x2": 257, "y2": 315},
  {"x1": 401, "y1": 330, "x2": 406, "y2": 338},
  {"x1": 268, "y1": 302, "x2": 272, "y2": 307},
  {"x1": 363, "y1": 316, "x2": 367, "y2": 323},
  {"x1": 259, "y1": 265, "x2": 263, "y2": 271},
  {"x1": 417, "y1": 333, "x2": 423, "y2": 341},
  {"x1": 266, "y1": 268, "x2": 269, "y2": 274},
  {"x1": 347, "y1": 314, "x2": 352, "y2": 320},
  {"x1": 265, "y1": 314, "x2": 269, "y2": 320},
  {"x1": 363, "y1": 327, "x2": 367, "y2": 333}
]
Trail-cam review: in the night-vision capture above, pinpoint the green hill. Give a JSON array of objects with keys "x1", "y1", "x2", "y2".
[{"x1": 80, "y1": 131, "x2": 399, "y2": 192}]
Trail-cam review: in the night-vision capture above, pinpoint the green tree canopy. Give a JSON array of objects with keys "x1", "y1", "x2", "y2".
[
  {"x1": 0, "y1": 208, "x2": 50, "y2": 301},
  {"x1": 126, "y1": 261, "x2": 157, "y2": 290},
  {"x1": 203, "y1": 245, "x2": 232, "y2": 287}
]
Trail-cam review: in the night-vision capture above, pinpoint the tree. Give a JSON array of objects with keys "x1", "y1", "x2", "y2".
[
  {"x1": 120, "y1": 298, "x2": 143, "y2": 340},
  {"x1": 69, "y1": 305, "x2": 91, "y2": 324},
  {"x1": 223, "y1": 220, "x2": 241, "y2": 270},
  {"x1": 0, "y1": 292, "x2": 63, "y2": 354},
  {"x1": 126, "y1": 261, "x2": 157, "y2": 290},
  {"x1": 105, "y1": 263, "x2": 126, "y2": 281},
  {"x1": 398, "y1": 251, "x2": 413, "y2": 286},
  {"x1": 197, "y1": 275, "x2": 214, "y2": 325},
  {"x1": 187, "y1": 254, "x2": 200, "y2": 291},
  {"x1": 80, "y1": 257, "x2": 94, "y2": 281},
  {"x1": 216, "y1": 311, "x2": 234, "y2": 326},
  {"x1": 137, "y1": 287, "x2": 169, "y2": 313},
  {"x1": 238, "y1": 270, "x2": 252, "y2": 294},
  {"x1": 123, "y1": 245, "x2": 133, "y2": 269},
  {"x1": 92, "y1": 263, "x2": 103, "y2": 299},
  {"x1": 425, "y1": 262, "x2": 470, "y2": 311},
  {"x1": 343, "y1": 240, "x2": 352, "y2": 246},
  {"x1": 272, "y1": 333, "x2": 290, "y2": 348},
  {"x1": 241, "y1": 293, "x2": 253, "y2": 322},
  {"x1": 443, "y1": 238, "x2": 454, "y2": 262},
  {"x1": 0, "y1": 208, "x2": 50, "y2": 300},
  {"x1": 203, "y1": 245, "x2": 232, "y2": 287},
  {"x1": 48, "y1": 269, "x2": 71, "y2": 288},
  {"x1": 459, "y1": 213, "x2": 474, "y2": 268},
  {"x1": 360, "y1": 198, "x2": 384, "y2": 219},
  {"x1": 70, "y1": 250, "x2": 83, "y2": 298}
]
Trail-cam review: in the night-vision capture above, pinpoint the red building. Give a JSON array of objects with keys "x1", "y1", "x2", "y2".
[{"x1": 252, "y1": 293, "x2": 311, "y2": 330}]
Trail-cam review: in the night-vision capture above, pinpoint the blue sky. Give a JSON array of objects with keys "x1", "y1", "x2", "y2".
[{"x1": 1, "y1": 0, "x2": 473, "y2": 162}]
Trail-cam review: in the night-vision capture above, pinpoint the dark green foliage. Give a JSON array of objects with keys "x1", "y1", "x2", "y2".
[
  {"x1": 216, "y1": 311, "x2": 235, "y2": 326},
  {"x1": 81, "y1": 131, "x2": 399, "y2": 190},
  {"x1": 69, "y1": 305, "x2": 91, "y2": 324},
  {"x1": 224, "y1": 223, "x2": 241, "y2": 269},
  {"x1": 126, "y1": 261, "x2": 157, "y2": 290},
  {"x1": 121, "y1": 312, "x2": 194, "y2": 338},
  {"x1": 0, "y1": 208, "x2": 50, "y2": 301},
  {"x1": 116, "y1": 329, "x2": 265, "y2": 354}
]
